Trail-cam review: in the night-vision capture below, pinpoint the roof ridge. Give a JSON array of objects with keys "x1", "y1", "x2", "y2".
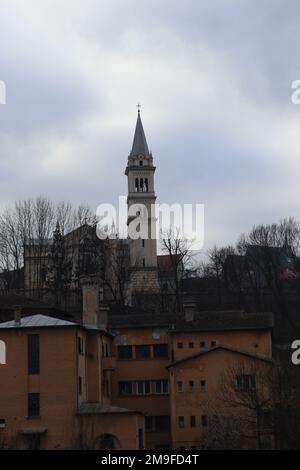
[{"x1": 167, "y1": 344, "x2": 273, "y2": 369}]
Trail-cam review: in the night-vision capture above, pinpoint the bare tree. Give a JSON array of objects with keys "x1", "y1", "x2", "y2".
[
  {"x1": 160, "y1": 228, "x2": 195, "y2": 312},
  {"x1": 0, "y1": 197, "x2": 102, "y2": 309},
  {"x1": 271, "y1": 361, "x2": 300, "y2": 449},
  {"x1": 100, "y1": 238, "x2": 130, "y2": 307},
  {"x1": 236, "y1": 218, "x2": 300, "y2": 333},
  {"x1": 207, "y1": 245, "x2": 235, "y2": 306},
  {"x1": 216, "y1": 360, "x2": 275, "y2": 450}
]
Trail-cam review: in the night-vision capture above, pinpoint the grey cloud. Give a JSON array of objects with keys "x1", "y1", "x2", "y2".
[{"x1": 0, "y1": 0, "x2": 299, "y2": 252}]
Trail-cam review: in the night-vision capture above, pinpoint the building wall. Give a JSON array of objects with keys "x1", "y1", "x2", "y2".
[
  {"x1": 0, "y1": 326, "x2": 143, "y2": 450},
  {"x1": 170, "y1": 329, "x2": 272, "y2": 362},
  {"x1": 78, "y1": 413, "x2": 145, "y2": 450},
  {"x1": 168, "y1": 329, "x2": 273, "y2": 450},
  {"x1": 0, "y1": 319, "x2": 273, "y2": 450},
  {"x1": 0, "y1": 327, "x2": 78, "y2": 449}
]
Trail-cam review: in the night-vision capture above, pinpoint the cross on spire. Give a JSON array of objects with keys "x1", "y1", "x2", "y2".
[{"x1": 136, "y1": 103, "x2": 141, "y2": 113}]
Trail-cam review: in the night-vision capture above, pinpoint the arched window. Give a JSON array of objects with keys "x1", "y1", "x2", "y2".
[
  {"x1": 135, "y1": 178, "x2": 139, "y2": 192},
  {"x1": 0, "y1": 340, "x2": 6, "y2": 365},
  {"x1": 140, "y1": 178, "x2": 144, "y2": 192},
  {"x1": 145, "y1": 178, "x2": 149, "y2": 192}
]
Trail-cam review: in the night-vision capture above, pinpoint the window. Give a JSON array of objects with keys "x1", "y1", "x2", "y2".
[
  {"x1": 28, "y1": 393, "x2": 40, "y2": 418},
  {"x1": 136, "y1": 345, "x2": 151, "y2": 360},
  {"x1": 177, "y1": 342, "x2": 183, "y2": 349},
  {"x1": 201, "y1": 415, "x2": 208, "y2": 427},
  {"x1": 178, "y1": 416, "x2": 184, "y2": 429},
  {"x1": 153, "y1": 344, "x2": 168, "y2": 359},
  {"x1": 119, "y1": 381, "x2": 133, "y2": 396},
  {"x1": 189, "y1": 342, "x2": 194, "y2": 349},
  {"x1": 105, "y1": 343, "x2": 109, "y2": 357},
  {"x1": 77, "y1": 336, "x2": 84, "y2": 355},
  {"x1": 200, "y1": 380, "x2": 206, "y2": 392},
  {"x1": 103, "y1": 378, "x2": 109, "y2": 398},
  {"x1": 138, "y1": 428, "x2": 144, "y2": 450},
  {"x1": 190, "y1": 416, "x2": 196, "y2": 428},
  {"x1": 177, "y1": 381, "x2": 183, "y2": 392},
  {"x1": 118, "y1": 345, "x2": 133, "y2": 360},
  {"x1": 211, "y1": 341, "x2": 217, "y2": 348},
  {"x1": 0, "y1": 419, "x2": 5, "y2": 429},
  {"x1": 78, "y1": 376, "x2": 82, "y2": 395},
  {"x1": 145, "y1": 178, "x2": 149, "y2": 192},
  {"x1": 154, "y1": 380, "x2": 169, "y2": 394},
  {"x1": 28, "y1": 335, "x2": 40, "y2": 375},
  {"x1": 142, "y1": 239, "x2": 145, "y2": 248},
  {"x1": 137, "y1": 381, "x2": 151, "y2": 395},
  {"x1": 155, "y1": 416, "x2": 170, "y2": 432},
  {"x1": 236, "y1": 374, "x2": 256, "y2": 392},
  {"x1": 145, "y1": 416, "x2": 153, "y2": 432},
  {"x1": 189, "y1": 381, "x2": 194, "y2": 392},
  {"x1": 139, "y1": 160, "x2": 143, "y2": 166},
  {"x1": 146, "y1": 416, "x2": 170, "y2": 433},
  {"x1": 200, "y1": 341, "x2": 205, "y2": 348},
  {"x1": 261, "y1": 411, "x2": 273, "y2": 430},
  {"x1": 142, "y1": 258, "x2": 146, "y2": 268},
  {"x1": 135, "y1": 178, "x2": 139, "y2": 192}
]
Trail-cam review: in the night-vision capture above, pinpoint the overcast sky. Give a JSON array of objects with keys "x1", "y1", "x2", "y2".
[{"x1": 0, "y1": 0, "x2": 300, "y2": 252}]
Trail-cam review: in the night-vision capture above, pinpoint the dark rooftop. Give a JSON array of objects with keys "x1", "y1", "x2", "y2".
[{"x1": 108, "y1": 310, "x2": 274, "y2": 332}]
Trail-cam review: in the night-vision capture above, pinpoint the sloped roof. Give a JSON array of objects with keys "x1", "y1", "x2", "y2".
[
  {"x1": 0, "y1": 314, "x2": 77, "y2": 329},
  {"x1": 130, "y1": 111, "x2": 150, "y2": 158},
  {"x1": 167, "y1": 344, "x2": 273, "y2": 369}
]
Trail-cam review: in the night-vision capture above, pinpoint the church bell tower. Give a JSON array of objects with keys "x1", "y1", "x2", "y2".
[{"x1": 125, "y1": 108, "x2": 159, "y2": 294}]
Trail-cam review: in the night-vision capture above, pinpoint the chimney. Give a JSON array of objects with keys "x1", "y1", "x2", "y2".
[
  {"x1": 80, "y1": 275, "x2": 108, "y2": 331},
  {"x1": 183, "y1": 302, "x2": 196, "y2": 323},
  {"x1": 14, "y1": 305, "x2": 22, "y2": 327}
]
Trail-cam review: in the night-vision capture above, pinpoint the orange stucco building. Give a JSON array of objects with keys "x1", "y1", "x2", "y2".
[
  {"x1": 0, "y1": 315, "x2": 145, "y2": 450},
  {"x1": 0, "y1": 281, "x2": 274, "y2": 449}
]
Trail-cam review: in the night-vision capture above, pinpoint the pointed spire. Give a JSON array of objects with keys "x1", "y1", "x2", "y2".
[{"x1": 130, "y1": 108, "x2": 150, "y2": 158}]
